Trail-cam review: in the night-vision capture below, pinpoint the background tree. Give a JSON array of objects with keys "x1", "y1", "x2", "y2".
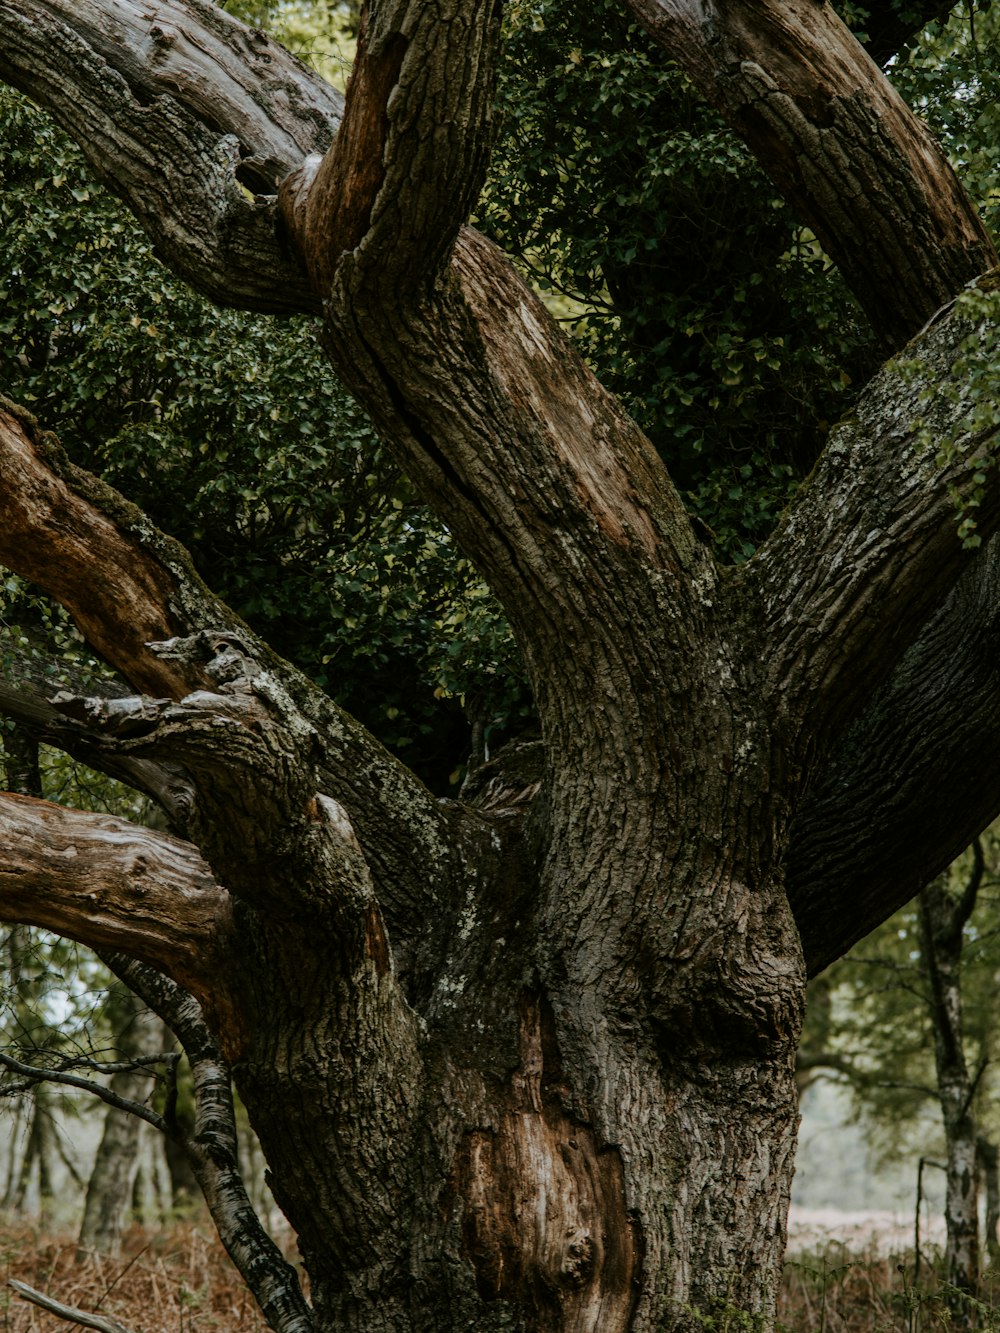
[
  {"x1": 75, "y1": 985, "x2": 169, "y2": 1260},
  {"x1": 0, "y1": 2, "x2": 1000, "y2": 1331},
  {"x1": 799, "y1": 833, "x2": 1000, "y2": 1313},
  {"x1": 0, "y1": 82, "x2": 527, "y2": 789}
]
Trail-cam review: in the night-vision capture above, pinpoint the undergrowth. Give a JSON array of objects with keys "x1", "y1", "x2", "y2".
[
  {"x1": 0, "y1": 1220, "x2": 998, "y2": 1331},
  {"x1": 780, "y1": 1239, "x2": 1000, "y2": 1331},
  {"x1": 0, "y1": 1219, "x2": 268, "y2": 1331}
]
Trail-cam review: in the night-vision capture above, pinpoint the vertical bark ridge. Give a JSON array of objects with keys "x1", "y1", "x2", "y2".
[{"x1": 235, "y1": 913, "x2": 422, "y2": 1331}]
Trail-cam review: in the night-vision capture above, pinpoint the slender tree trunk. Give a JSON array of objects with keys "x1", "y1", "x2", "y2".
[
  {"x1": 77, "y1": 989, "x2": 165, "y2": 1259},
  {"x1": 0, "y1": 1098, "x2": 26, "y2": 1210},
  {"x1": 920, "y1": 856, "x2": 983, "y2": 1320},
  {"x1": 0, "y1": 731, "x2": 55, "y2": 1223},
  {"x1": 10, "y1": 1084, "x2": 56, "y2": 1221}
]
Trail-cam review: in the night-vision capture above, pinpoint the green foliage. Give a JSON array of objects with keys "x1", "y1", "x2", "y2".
[
  {"x1": 217, "y1": 2, "x2": 358, "y2": 88},
  {"x1": 1, "y1": 574, "x2": 105, "y2": 696},
  {"x1": 890, "y1": 1, "x2": 1000, "y2": 237},
  {"x1": 482, "y1": 0, "x2": 878, "y2": 560}
]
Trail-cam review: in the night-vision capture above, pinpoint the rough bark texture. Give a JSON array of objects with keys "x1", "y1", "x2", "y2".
[{"x1": 0, "y1": 2, "x2": 1000, "y2": 1331}]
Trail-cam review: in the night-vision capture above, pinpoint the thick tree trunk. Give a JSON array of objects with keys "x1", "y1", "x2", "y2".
[{"x1": 229, "y1": 841, "x2": 800, "y2": 1331}]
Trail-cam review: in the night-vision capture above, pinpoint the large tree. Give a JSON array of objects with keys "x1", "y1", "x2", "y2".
[{"x1": 1, "y1": 1, "x2": 1000, "y2": 1329}]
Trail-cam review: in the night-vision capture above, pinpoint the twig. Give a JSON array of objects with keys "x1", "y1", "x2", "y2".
[
  {"x1": 8, "y1": 1279, "x2": 137, "y2": 1333},
  {"x1": 0, "y1": 1050, "x2": 167, "y2": 1132}
]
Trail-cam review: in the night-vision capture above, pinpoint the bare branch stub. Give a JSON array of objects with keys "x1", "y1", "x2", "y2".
[{"x1": 9, "y1": 1280, "x2": 136, "y2": 1333}]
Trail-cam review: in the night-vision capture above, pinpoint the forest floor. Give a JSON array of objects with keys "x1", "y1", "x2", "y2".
[
  {"x1": 0, "y1": 1219, "x2": 269, "y2": 1331},
  {"x1": 0, "y1": 1218, "x2": 996, "y2": 1331}
]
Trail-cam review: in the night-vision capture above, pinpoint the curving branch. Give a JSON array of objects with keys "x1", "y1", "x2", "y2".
[
  {"x1": 741, "y1": 286, "x2": 1000, "y2": 759},
  {"x1": 0, "y1": 398, "x2": 204, "y2": 698},
  {"x1": 788, "y1": 535, "x2": 1000, "y2": 974},
  {"x1": 1, "y1": 0, "x2": 710, "y2": 683},
  {"x1": 0, "y1": 791, "x2": 244, "y2": 1045},
  {"x1": 0, "y1": 1049, "x2": 170, "y2": 1132},
  {"x1": 0, "y1": 397, "x2": 467, "y2": 945},
  {"x1": 300, "y1": 0, "x2": 501, "y2": 295},
  {"x1": 0, "y1": 675, "x2": 196, "y2": 831}
]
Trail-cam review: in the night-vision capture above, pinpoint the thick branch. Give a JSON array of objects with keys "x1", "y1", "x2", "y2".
[
  {"x1": 47, "y1": 644, "x2": 386, "y2": 927},
  {"x1": 624, "y1": 0, "x2": 997, "y2": 348},
  {"x1": 0, "y1": 792, "x2": 242, "y2": 1041},
  {"x1": 0, "y1": 399, "x2": 204, "y2": 698},
  {"x1": 293, "y1": 226, "x2": 712, "y2": 760},
  {"x1": 0, "y1": 397, "x2": 466, "y2": 945},
  {"x1": 0, "y1": 0, "x2": 341, "y2": 312},
  {"x1": 1, "y1": 0, "x2": 709, "y2": 706},
  {"x1": 743, "y1": 286, "x2": 1000, "y2": 759},
  {"x1": 302, "y1": 0, "x2": 501, "y2": 295},
  {"x1": 0, "y1": 669, "x2": 199, "y2": 832},
  {"x1": 788, "y1": 536, "x2": 1000, "y2": 974}
]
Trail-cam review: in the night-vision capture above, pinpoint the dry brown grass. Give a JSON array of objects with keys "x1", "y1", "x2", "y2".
[
  {"x1": 0, "y1": 1220, "x2": 269, "y2": 1332},
  {"x1": 779, "y1": 1243, "x2": 1000, "y2": 1331},
  {"x1": 1, "y1": 1220, "x2": 1000, "y2": 1332}
]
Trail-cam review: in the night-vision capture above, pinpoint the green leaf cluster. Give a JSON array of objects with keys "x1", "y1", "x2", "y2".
[{"x1": 890, "y1": 0, "x2": 1000, "y2": 236}]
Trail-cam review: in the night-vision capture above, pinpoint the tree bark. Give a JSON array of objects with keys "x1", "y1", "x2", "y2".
[
  {"x1": 623, "y1": 0, "x2": 997, "y2": 348},
  {"x1": 1, "y1": 2, "x2": 1000, "y2": 1330},
  {"x1": 979, "y1": 1137, "x2": 1000, "y2": 1268},
  {"x1": 919, "y1": 849, "x2": 983, "y2": 1317}
]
